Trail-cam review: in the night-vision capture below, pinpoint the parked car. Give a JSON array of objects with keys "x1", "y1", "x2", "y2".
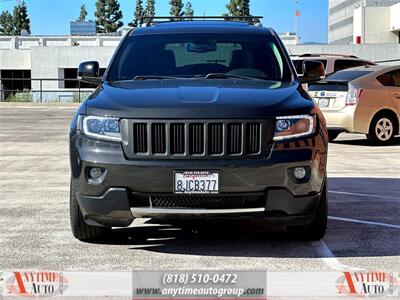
[
  {"x1": 69, "y1": 19, "x2": 329, "y2": 242},
  {"x1": 292, "y1": 54, "x2": 376, "y2": 76},
  {"x1": 308, "y1": 65, "x2": 400, "y2": 145}
]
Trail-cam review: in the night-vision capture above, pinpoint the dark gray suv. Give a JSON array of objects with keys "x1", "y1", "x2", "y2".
[{"x1": 69, "y1": 20, "x2": 328, "y2": 242}]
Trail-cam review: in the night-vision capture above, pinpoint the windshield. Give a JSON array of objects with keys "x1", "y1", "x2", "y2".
[
  {"x1": 325, "y1": 70, "x2": 373, "y2": 82},
  {"x1": 107, "y1": 33, "x2": 293, "y2": 82}
]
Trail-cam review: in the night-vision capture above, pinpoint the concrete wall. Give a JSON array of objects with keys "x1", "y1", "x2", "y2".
[
  {"x1": 353, "y1": 7, "x2": 398, "y2": 44},
  {"x1": 390, "y1": 3, "x2": 400, "y2": 31},
  {"x1": 287, "y1": 44, "x2": 400, "y2": 65},
  {"x1": 0, "y1": 49, "x2": 31, "y2": 69},
  {"x1": 329, "y1": 0, "x2": 400, "y2": 44},
  {"x1": 0, "y1": 36, "x2": 121, "y2": 50},
  {"x1": 30, "y1": 46, "x2": 116, "y2": 94}
]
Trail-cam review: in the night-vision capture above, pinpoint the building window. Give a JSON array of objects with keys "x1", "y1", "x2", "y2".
[{"x1": 0, "y1": 70, "x2": 31, "y2": 100}]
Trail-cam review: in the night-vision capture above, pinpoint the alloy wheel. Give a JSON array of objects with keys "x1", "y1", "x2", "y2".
[{"x1": 375, "y1": 117, "x2": 393, "y2": 142}]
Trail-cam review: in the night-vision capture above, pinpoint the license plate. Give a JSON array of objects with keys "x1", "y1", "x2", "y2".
[
  {"x1": 174, "y1": 171, "x2": 219, "y2": 194},
  {"x1": 318, "y1": 98, "x2": 330, "y2": 108}
]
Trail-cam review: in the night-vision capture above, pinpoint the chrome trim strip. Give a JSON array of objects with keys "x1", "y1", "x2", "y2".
[{"x1": 131, "y1": 207, "x2": 265, "y2": 217}]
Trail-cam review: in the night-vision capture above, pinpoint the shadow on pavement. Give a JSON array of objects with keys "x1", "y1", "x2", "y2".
[
  {"x1": 93, "y1": 177, "x2": 400, "y2": 258},
  {"x1": 332, "y1": 135, "x2": 400, "y2": 146}
]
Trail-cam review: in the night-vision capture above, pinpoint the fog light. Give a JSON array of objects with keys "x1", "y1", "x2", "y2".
[
  {"x1": 289, "y1": 166, "x2": 311, "y2": 184},
  {"x1": 293, "y1": 167, "x2": 307, "y2": 180},
  {"x1": 87, "y1": 167, "x2": 106, "y2": 183},
  {"x1": 90, "y1": 168, "x2": 103, "y2": 179}
]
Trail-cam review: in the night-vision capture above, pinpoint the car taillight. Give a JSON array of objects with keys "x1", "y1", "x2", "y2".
[{"x1": 346, "y1": 84, "x2": 362, "y2": 106}]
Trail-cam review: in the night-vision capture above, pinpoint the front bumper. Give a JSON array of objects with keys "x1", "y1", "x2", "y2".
[
  {"x1": 76, "y1": 187, "x2": 321, "y2": 227},
  {"x1": 70, "y1": 131, "x2": 328, "y2": 227}
]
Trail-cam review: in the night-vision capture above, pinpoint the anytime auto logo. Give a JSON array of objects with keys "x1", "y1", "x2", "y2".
[
  {"x1": 336, "y1": 271, "x2": 398, "y2": 297},
  {"x1": 5, "y1": 271, "x2": 69, "y2": 297}
]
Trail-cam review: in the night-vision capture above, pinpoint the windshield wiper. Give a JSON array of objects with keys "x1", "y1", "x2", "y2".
[
  {"x1": 133, "y1": 75, "x2": 182, "y2": 80},
  {"x1": 200, "y1": 73, "x2": 267, "y2": 80}
]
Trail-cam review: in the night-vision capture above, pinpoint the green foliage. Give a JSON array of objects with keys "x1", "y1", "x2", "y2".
[
  {"x1": 129, "y1": 0, "x2": 144, "y2": 27},
  {"x1": 13, "y1": 1, "x2": 30, "y2": 35},
  {"x1": 169, "y1": 0, "x2": 183, "y2": 19},
  {"x1": 0, "y1": 11, "x2": 14, "y2": 35},
  {"x1": 184, "y1": 2, "x2": 194, "y2": 20},
  {"x1": 144, "y1": 0, "x2": 156, "y2": 23},
  {"x1": 6, "y1": 90, "x2": 32, "y2": 102},
  {"x1": 224, "y1": 0, "x2": 251, "y2": 21},
  {"x1": 95, "y1": 0, "x2": 123, "y2": 33},
  {"x1": 78, "y1": 5, "x2": 88, "y2": 21}
]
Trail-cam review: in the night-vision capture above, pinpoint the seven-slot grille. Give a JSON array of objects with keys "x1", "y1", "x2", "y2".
[{"x1": 123, "y1": 120, "x2": 274, "y2": 159}]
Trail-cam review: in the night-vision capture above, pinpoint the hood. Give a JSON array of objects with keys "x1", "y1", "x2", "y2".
[{"x1": 85, "y1": 79, "x2": 313, "y2": 119}]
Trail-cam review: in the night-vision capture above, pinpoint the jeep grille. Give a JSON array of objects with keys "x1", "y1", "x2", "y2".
[{"x1": 121, "y1": 119, "x2": 274, "y2": 159}]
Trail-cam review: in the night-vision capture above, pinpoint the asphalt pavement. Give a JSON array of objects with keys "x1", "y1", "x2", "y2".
[{"x1": 0, "y1": 103, "x2": 399, "y2": 272}]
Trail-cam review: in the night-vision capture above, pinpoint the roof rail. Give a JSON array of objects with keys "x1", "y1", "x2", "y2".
[
  {"x1": 297, "y1": 53, "x2": 359, "y2": 59},
  {"x1": 141, "y1": 16, "x2": 263, "y2": 25}
]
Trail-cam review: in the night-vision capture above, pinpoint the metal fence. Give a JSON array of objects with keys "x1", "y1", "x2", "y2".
[{"x1": 0, "y1": 78, "x2": 96, "y2": 103}]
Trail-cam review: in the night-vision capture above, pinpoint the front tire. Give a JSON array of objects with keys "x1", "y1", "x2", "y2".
[
  {"x1": 70, "y1": 180, "x2": 110, "y2": 241},
  {"x1": 367, "y1": 115, "x2": 397, "y2": 146},
  {"x1": 288, "y1": 182, "x2": 327, "y2": 240}
]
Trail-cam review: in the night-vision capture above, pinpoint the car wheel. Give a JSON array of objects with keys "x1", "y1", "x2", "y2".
[
  {"x1": 70, "y1": 180, "x2": 110, "y2": 241},
  {"x1": 328, "y1": 131, "x2": 340, "y2": 143},
  {"x1": 288, "y1": 181, "x2": 327, "y2": 241},
  {"x1": 367, "y1": 115, "x2": 397, "y2": 146}
]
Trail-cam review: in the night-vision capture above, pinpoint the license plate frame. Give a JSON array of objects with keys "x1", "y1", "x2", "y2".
[
  {"x1": 318, "y1": 98, "x2": 330, "y2": 108},
  {"x1": 174, "y1": 171, "x2": 219, "y2": 194}
]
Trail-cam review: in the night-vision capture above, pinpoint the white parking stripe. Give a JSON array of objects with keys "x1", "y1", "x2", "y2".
[
  {"x1": 329, "y1": 216, "x2": 400, "y2": 229},
  {"x1": 311, "y1": 241, "x2": 355, "y2": 271},
  {"x1": 329, "y1": 190, "x2": 400, "y2": 201}
]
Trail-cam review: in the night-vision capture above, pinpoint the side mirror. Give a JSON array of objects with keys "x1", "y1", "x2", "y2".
[
  {"x1": 299, "y1": 60, "x2": 325, "y2": 84},
  {"x1": 78, "y1": 61, "x2": 101, "y2": 84}
]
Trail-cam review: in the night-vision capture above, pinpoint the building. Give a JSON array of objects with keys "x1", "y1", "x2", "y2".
[
  {"x1": 279, "y1": 32, "x2": 299, "y2": 46},
  {"x1": 0, "y1": 35, "x2": 121, "y2": 102},
  {"x1": 329, "y1": 0, "x2": 400, "y2": 44},
  {"x1": 70, "y1": 21, "x2": 96, "y2": 36}
]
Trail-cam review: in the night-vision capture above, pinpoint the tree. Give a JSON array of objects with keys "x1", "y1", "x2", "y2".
[
  {"x1": 78, "y1": 5, "x2": 88, "y2": 21},
  {"x1": 95, "y1": 0, "x2": 123, "y2": 33},
  {"x1": 169, "y1": 0, "x2": 183, "y2": 20},
  {"x1": 0, "y1": 11, "x2": 14, "y2": 35},
  {"x1": 224, "y1": 0, "x2": 251, "y2": 21},
  {"x1": 143, "y1": 0, "x2": 156, "y2": 23},
  {"x1": 13, "y1": 1, "x2": 30, "y2": 35},
  {"x1": 129, "y1": 0, "x2": 144, "y2": 27},
  {"x1": 184, "y1": 2, "x2": 194, "y2": 20}
]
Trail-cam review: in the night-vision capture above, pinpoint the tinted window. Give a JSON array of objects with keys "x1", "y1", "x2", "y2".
[
  {"x1": 292, "y1": 59, "x2": 327, "y2": 75},
  {"x1": 308, "y1": 82, "x2": 348, "y2": 92},
  {"x1": 334, "y1": 59, "x2": 373, "y2": 72},
  {"x1": 326, "y1": 70, "x2": 373, "y2": 82},
  {"x1": 394, "y1": 70, "x2": 400, "y2": 87},
  {"x1": 378, "y1": 70, "x2": 400, "y2": 87},
  {"x1": 107, "y1": 33, "x2": 292, "y2": 82}
]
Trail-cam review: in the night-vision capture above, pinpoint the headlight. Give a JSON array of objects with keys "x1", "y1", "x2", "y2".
[
  {"x1": 81, "y1": 116, "x2": 121, "y2": 141},
  {"x1": 273, "y1": 115, "x2": 315, "y2": 141}
]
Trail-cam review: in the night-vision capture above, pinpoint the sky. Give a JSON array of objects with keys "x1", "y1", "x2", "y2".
[{"x1": 0, "y1": 0, "x2": 328, "y2": 43}]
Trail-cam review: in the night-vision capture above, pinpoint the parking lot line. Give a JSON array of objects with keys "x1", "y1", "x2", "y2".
[
  {"x1": 329, "y1": 216, "x2": 400, "y2": 229},
  {"x1": 311, "y1": 241, "x2": 354, "y2": 271},
  {"x1": 329, "y1": 190, "x2": 400, "y2": 201}
]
